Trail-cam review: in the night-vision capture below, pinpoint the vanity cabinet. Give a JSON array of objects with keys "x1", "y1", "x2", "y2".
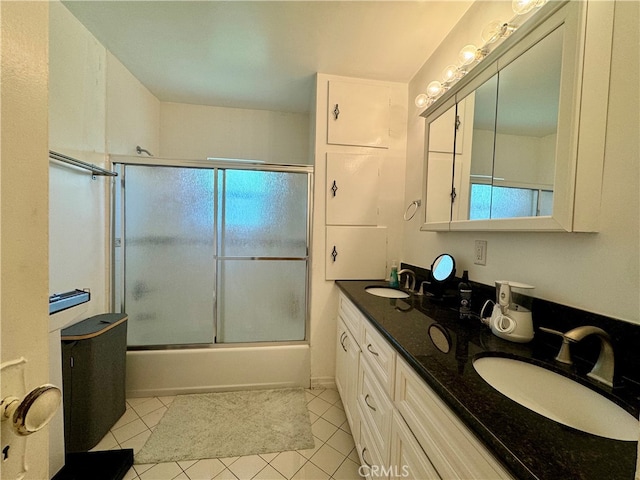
[
  {"x1": 337, "y1": 293, "x2": 513, "y2": 480},
  {"x1": 395, "y1": 357, "x2": 513, "y2": 479},
  {"x1": 327, "y1": 80, "x2": 390, "y2": 149}
]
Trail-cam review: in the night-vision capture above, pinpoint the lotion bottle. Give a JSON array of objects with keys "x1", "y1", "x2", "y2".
[{"x1": 389, "y1": 260, "x2": 399, "y2": 288}]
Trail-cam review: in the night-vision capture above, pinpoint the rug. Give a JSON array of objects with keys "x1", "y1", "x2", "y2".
[{"x1": 134, "y1": 388, "x2": 314, "y2": 464}]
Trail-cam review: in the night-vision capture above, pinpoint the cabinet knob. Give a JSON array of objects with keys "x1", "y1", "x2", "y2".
[
  {"x1": 331, "y1": 246, "x2": 338, "y2": 262},
  {"x1": 333, "y1": 104, "x2": 340, "y2": 120}
]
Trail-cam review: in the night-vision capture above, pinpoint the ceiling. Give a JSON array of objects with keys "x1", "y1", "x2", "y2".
[{"x1": 62, "y1": 1, "x2": 473, "y2": 114}]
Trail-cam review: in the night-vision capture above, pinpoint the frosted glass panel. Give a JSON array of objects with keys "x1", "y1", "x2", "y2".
[
  {"x1": 470, "y1": 184, "x2": 541, "y2": 219},
  {"x1": 124, "y1": 166, "x2": 215, "y2": 346},
  {"x1": 490, "y1": 186, "x2": 538, "y2": 218},
  {"x1": 217, "y1": 260, "x2": 306, "y2": 343},
  {"x1": 218, "y1": 170, "x2": 308, "y2": 257}
]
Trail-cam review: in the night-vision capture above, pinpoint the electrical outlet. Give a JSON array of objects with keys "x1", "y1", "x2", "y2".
[{"x1": 474, "y1": 240, "x2": 487, "y2": 265}]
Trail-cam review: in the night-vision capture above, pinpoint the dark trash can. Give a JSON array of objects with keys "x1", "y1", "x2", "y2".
[{"x1": 61, "y1": 313, "x2": 127, "y2": 452}]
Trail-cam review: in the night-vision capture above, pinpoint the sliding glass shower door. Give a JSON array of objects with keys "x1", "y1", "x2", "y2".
[
  {"x1": 123, "y1": 166, "x2": 216, "y2": 346},
  {"x1": 216, "y1": 169, "x2": 308, "y2": 343},
  {"x1": 117, "y1": 161, "x2": 310, "y2": 348}
]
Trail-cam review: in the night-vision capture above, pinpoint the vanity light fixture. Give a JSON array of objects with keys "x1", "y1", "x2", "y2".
[{"x1": 415, "y1": 0, "x2": 547, "y2": 109}]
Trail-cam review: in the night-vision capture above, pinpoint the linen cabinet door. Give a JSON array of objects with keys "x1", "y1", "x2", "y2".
[
  {"x1": 325, "y1": 226, "x2": 387, "y2": 280},
  {"x1": 327, "y1": 80, "x2": 390, "y2": 148},
  {"x1": 326, "y1": 153, "x2": 380, "y2": 226}
]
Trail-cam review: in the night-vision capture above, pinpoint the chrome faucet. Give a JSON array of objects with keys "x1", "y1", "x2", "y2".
[
  {"x1": 398, "y1": 269, "x2": 416, "y2": 292},
  {"x1": 540, "y1": 326, "x2": 615, "y2": 387}
]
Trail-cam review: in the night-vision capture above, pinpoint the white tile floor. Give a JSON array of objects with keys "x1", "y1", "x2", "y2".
[{"x1": 91, "y1": 388, "x2": 364, "y2": 480}]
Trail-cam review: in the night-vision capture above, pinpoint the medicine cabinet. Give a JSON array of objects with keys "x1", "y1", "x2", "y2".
[{"x1": 421, "y1": 0, "x2": 614, "y2": 232}]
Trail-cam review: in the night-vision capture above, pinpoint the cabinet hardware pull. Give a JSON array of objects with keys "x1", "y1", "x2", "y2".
[
  {"x1": 331, "y1": 180, "x2": 338, "y2": 197},
  {"x1": 364, "y1": 394, "x2": 377, "y2": 411},
  {"x1": 361, "y1": 447, "x2": 372, "y2": 467},
  {"x1": 333, "y1": 103, "x2": 340, "y2": 120},
  {"x1": 331, "y1": 246, "x2": 338, "y2": 262},
  {"x1": 340, "y1": 332, "x2": 347, "y2": 352},
  {"x1": 367, "y1": 344, "x2": 379, "y2": 356}
]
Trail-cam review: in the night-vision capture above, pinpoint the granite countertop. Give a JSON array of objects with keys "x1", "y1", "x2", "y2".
[{"x1": 336, "y1": 280, "x2": 638, "y2": 480}]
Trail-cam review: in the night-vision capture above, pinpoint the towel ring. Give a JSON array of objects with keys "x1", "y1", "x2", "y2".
[{"x1": 403, "y1": 200, "x2": 421, "y2": 221}]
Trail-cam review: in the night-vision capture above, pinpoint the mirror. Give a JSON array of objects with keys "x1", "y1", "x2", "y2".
[
  {"x1": 420, "y1": 0, "x2": 612, "y2": 232},
  {"x1": 459, "y1": 25, "x2": 563, "y2": 221},
  {"x1": 431, "y1": 253, "x2": 456, "y2": 282}
]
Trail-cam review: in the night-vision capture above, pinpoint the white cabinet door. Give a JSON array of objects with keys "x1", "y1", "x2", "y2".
[
  {"x1": 390, "y1": 411, "x2": 440, "y2": 480},
  {"x1": 424, "y1": 152, "x2": 453, "y2": 228},
  {"x1": 428, "y1": 103, "x2": 458, "y2": 154},
  {"x1": 327, "y1": 81, "x2": 390, "y2": 148},
  {"x1": 336, "y1": 317, "x2": 361, "y2": 442},
  {"x1": 326, "y1": 153, "x2": 380, "y2": 226},
  {"x1": 326, "y1": 226, "x2": 387, "y2": 280}
]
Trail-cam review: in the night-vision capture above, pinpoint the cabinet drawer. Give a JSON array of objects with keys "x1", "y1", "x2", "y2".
[
  {"x1": 357, "y1": 406, "x2": 388, "y2": 480},
  {"x1": 361, "y1": 320, "x2": 396, "y2": 396},
  {"x1": 390, "y1": 411, "x2": 440, "y2": 480},
  {"x1": 394, "y1": 357, "x2": 513, "y2": 480},
  {"x1": 358, "y1": 358, "x2": 393, "y2": 462},
  {"x1": 339, "y1": 293, "x2": 363, "y2": 344}
]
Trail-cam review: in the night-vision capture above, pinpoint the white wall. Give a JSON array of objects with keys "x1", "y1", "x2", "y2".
[
  {"x1": 107, "y1": 52, "x2": 161, "y2": 157},
  {"x1": 1, "y1": 2, "x2": 51, "y2": 478},
  {"x1": 48, "y1": 1, "x2": 161, "y2": 473},
  {"x1": 404, "y1": 0, "x2": 639, "y2": 324},
  {"x1": 309, "y1": 74, "x2": 408, "y2": 386},
  {"x1": 160, "y1": 102, "x2": 309, "y2": 164}
]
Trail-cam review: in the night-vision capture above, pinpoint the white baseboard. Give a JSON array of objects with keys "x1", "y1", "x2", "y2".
[{"x1": 310, "y1": 376, "x2": 336, "y2": 390}]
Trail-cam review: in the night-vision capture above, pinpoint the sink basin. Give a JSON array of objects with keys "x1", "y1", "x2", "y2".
[
  {"x1": 473, "y1": 356, "x2": 638, "y2": 441},
  {"x1": 365, "y1": 287, "x2": 409, "y2": 299}
]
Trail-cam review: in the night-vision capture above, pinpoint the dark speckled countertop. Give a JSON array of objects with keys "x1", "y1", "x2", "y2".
[{"x1": 337, "y1": 280, "x2": 638, "y2": 480}]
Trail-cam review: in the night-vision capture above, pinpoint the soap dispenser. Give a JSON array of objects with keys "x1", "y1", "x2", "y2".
[{"x1": 389, "y1": 260, "x2": 399, "y2": 288}]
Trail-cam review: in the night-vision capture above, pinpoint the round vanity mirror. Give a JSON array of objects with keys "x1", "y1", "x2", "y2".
[{"x1": 431, "y1": 253, "x2": 456, "y2": 283}]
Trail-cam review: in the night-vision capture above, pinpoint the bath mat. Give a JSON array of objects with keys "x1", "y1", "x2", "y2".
[{"x1": 134, "y1": 388, "x2": 314, "y2": 464}]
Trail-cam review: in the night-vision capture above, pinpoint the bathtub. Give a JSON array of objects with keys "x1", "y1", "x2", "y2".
[{"x1": 125, "y1": 344, "x2": 310, "y2": 397}]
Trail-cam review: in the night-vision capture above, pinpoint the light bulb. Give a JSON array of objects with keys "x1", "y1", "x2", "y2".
[
  {"x1": 415, "y1": 94, "x2": 429, "y2": 108},
  {"x1": 512, "y1": 0, "x2": 536, "y2": 15},
  {"x1": 442, "y1": 65, "x2": 459, "y2": 84},
  {"x1": 426, "y1": 81, "x2": 443, "y2": 98},
  {"x1": 482, "y1": 20, "x2": 508, "y2": 44},
  {"x1": 459, "y1": 45, "x2": 479, "y2": 66}
]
